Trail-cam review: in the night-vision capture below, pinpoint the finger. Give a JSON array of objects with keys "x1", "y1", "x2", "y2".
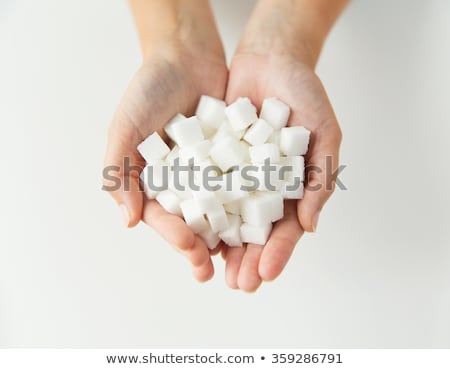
[
  {"x1": 142, "y1": 200, "x2": 196, "y2": 251},
  {"x1": 192, "y1": 258, "x2": 215, "y2": 283},
  {"x1": 225, "y1": 62, "x2": 261, "y2": 108},
  {"x1": 225, "y1": 246, "x2": 246, "y2": 289},
  {"x1": 183, "y1": 236, "x2": 212, "y2": 268},
  {"x1": 297, "y1": 120, "x2": 342, "y2": 232},
  {"x1": 237, "y1": 244, "x2": 264, "y2": 292},
  {"x1": 259, "y1": 200, "x2": 303, "y2": 281},
  {"x1": 220, "y1": 244, "x2": 228, "y2": 260}
]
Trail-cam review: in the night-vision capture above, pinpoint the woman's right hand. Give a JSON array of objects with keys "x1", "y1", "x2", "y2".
[{"x1": 103, "y1": 12, "x2": 228, "y2": 282}]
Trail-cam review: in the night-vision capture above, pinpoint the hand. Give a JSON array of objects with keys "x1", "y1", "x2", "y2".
[
  {"x1": 222, "y1": 40, "x2": 342, "y2": 292},
  {"x1": 103, "y1": 39, "x2": 228, "y2": 282}
]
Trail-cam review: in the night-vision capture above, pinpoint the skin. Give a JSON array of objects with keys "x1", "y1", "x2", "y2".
[{"x1": 103, "y1": 0, "x2": 349, "y2": 289}]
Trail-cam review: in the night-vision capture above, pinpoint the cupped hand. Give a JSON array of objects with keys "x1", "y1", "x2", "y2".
[
  {"x1": 103, "y1": 43, "x2": 228, "y2": 282},
  {"x1": 223, "y1": 50, "x2": 342, "y2": 292}
]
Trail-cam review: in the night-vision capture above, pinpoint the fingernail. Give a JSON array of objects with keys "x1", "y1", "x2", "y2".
[
  {"x1": 312, "y1": 211, "x2": 320, "y2": 232},
  {"x1": 120, "y1": 204, "x2": 130, "y2": 227}
]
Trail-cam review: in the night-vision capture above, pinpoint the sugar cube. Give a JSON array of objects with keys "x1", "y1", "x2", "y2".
[
  {"x1": 156, "y1": 190, "x2": 182, "y2": 217},
  {"x1": 196, "y1": 159, "x2": 222, "y2": 181},
  {"x1": 253, "y1": 163, "x2": 283, "y2": 191},
  {"x1": 224, "y1": 97, "x2": 258, "y2": 131},
  {"x1": 267, "y1": 130, "x2": 280, "y2": 146},
  {"x1": 206, "y1": 205, "x2": 229, "y2": 233},
  {"x1": 239, "y1": 140, "x2": 251, "y2": 163},
  {"x1": 180, "y1": 199, "x2": 209, "y2": 233},
  {"x1": 260, "y1": 191, "x2": 284, "y2": 222},
  {"x1": 249, "y1": 143, "x2": 280, "y2": 164},
  {"x1": 209, "y1": 136, "x2": 245, "y2": 172},
  {"x1": 195, "y1": 95, "x2": 225, "y2": 129},
  {"x1": 193, "y1": 184, "x2": 222, "y2": 214},
  {"x1": 279, "y1": 126, "x2": 310, "y2": 156},
  {"x1": 280, "y1": 180, "x2": 304, "y2": 199},
  {"x1": 243, "y1": 118, "x2": 274, "y2": 146},
  {"x1": 168, "y1": 169, "x2": 193, "y2": 200},
  {"x1": 212, "y1": 122, "x2": 245, "y2": 143},
  {"x1": 137, "y1": 132, "x2": 170, "y2": 162},
  {"x1": 217, "y1": 170, "x2": 249, "y2": 204},
  {"x1": 164, "y1": 114, "x2": 186, "y2": 142},
  {"x1": 224, "y1": 200, "x2": 241, "y2": 215},
  {"x1": 170, "y1": 116, "x2": 204, "y2": 147},
  {"x1": 260, "y1": 97, "x2": 290, "y2": 130},
  {"x1": 199, "y1": 224, "x2": 221, "y2": 250},
  {"x1": 219, "y1": 214, "x2": 243, "y2": 247},
  {"x1": 241, "y1": 192, "x2": 276, "y2": 226},
  {"x1": 140, "y1": 160, "x2": 168, "y2": 199},
  {"x1": 178, "y1": 139, "x2": 212, "y2": 164},
  {"x1": 279, "y1": 156, "x2": 305, "y2": 183},
  {"x1": 165, "y1": 145, "x2": 180, "y2": 165},
  {"x1": 240, "y1": 222, "x2": 273, "y2": 245}
]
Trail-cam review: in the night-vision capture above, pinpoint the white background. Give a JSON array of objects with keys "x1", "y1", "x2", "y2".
[{"x1": 0, "y1": 0, "x2": 449, "y2": 348}]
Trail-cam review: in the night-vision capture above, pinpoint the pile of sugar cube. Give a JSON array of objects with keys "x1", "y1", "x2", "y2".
[{"x1": 138, "y1": 96, "x2": 310, "y2": 249}]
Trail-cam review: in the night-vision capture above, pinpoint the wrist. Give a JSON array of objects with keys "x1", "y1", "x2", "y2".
[
  {"x1": 129, "y1": 0, "x2": 225, "y2": 64},
  {"x1": 236, "y1": 0, "x2": 349, "y2": 68}
]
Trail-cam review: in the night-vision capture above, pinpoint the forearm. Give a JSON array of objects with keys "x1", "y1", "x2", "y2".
[
  {"x1": 237, "y1": 0, "x2": 350, "y2": 67},
  {"x1": 129, "y1": 0, "x2": 224, "y2": 61}
]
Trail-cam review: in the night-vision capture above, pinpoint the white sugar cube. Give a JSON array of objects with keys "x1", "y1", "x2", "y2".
[
  {"x1": 195, "y1": 95, "x2": 225, "y2": 129},
  {"x1": 156, "y1": 190, "x2": 182, "y2": 217},
  {"x1": 199, "y1": 224, "x2": 221, "y2": 250},
  {"x1": 280, "y1": 126, "x2": 310, "y2": 156},
  {"x1": 243, "y1": 118, "x2": 274, "y2": 146},
  {"x1": 170, "y1": 116, "x2": 204, "y2": 147},
  {"x1": 212, "y1": 121, "x2": 245, "y2": 143},
  {"x1": 137, "y1": 132, "x2": 170, "y2": 162},
  {"x1": 199, "y1": 121, "x2": 217, "y2": 139},
  {"x1": 224, "y1": 200, "x2": 241, "y2": 215},
  {"x1": 168, "y1": 169, "x2": 193, "y2": 200},
  {"x1": 279, "y1": 156, "x2": 305, "y2": 183},
  {"x1": 240, "y1": 222, "x2": 272, "y2": 245},
  {"x1": 178, "y1": 140, "x2": 212, "y2": 164},
  {"x1": 241, "y1": 192, "x2": 276, "y2": 226},
  {"x1": 260, "y1": 97, "x2": 290, "y2": 129},
  {"x1": 239, "y1": 140, "x2": 251, "y2": 163},
  {"x1": 206, "y1": 205, "x2": 229, "y2": 233},
  {"x1": 253, "y1": 163, "x2": 283, "y2": 191},
  {"x1": 267, "y1": 130, "x2": 280, "y2": 146},
  {"x1": 193, "y1": 184, "x2": 222, "y2": 214},
  {"x1": 164, "y1": 114, "x2": 186, "y2": 142},
  {"x1": 165, "y1": 145, "x2": 180, "y2": 165},
  {"x1": 196, "y1": 159, "x2": 222, "y2": 180},
  {"x1": 280, "y1": 180, "x2": 304, "y2": 199},
  {"x1": 217, "y1": 169, "x2": 249, "y2": 204},
  {"x1": 260, "y1": 191, "x2": 284, "y2": 222},
  {"x1": 209, "y1": 136, "x2": 245, "y2": 172},
  {"x1": 140, "y1": 160, "x2": 167, "y2": 199},
  {"x1": 180, "y1": 199, "x2": 209, "y2": 233},
  {"x1": 224, "y1": 97, "x2": 258, "y2": 131},
  {"x1": 211, "y1": 123, "x2": 234, "y2": 144},
  {"x1": 249, "y1": 143, "x2": 280, "y2": 164},
  {"x1": 219, "y1": 214, "x2": 243, "y2": 247}
]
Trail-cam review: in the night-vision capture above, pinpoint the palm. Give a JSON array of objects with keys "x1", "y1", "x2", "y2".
[
  {"x1": 222, "y1": 52, "x2": 342, "y2": 291},
  {"x1": 104, "y1": 50, "x2": 228, "y2": 281}
]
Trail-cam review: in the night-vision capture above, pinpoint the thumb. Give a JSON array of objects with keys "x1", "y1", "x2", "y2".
[
  {"x1": 103, "y1": 108, "x2": 146, "y2": 228},
  {"x1": 297, "y1": 120, "x2": 342, "y2": 232},
  {"x1": 102, "y1": 64, "x2": 189, "y2": 228}
]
